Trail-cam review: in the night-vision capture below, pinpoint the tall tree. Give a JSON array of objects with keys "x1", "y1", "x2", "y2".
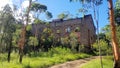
[
  {"x1": 0, "y1": 4, "x2": 16, "y2": 62},
  {"x1": 31, "y1": 2, "x2": 52, "y2": 38},
  {"x1": 18, "y1": 0, "x2": 32, "y2": 63},
  {"x1": 108, "y1": 0, "x2": 120, "y2": 68}
]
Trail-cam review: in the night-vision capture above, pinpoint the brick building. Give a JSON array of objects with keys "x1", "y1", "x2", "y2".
[{"x1": 31, "y1": 14, "x2": 96, "y2": 48}]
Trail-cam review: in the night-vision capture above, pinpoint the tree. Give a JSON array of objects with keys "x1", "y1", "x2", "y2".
[
  {"x1": 69, "y1": 32, "x2": 78, "y2": 52},
  {"x1": 0, "y1": 4, "x2": 16, "y2": 62},
  {"x1": 31, "y1": 2, "x2": 47, "y2": 19},
  {"x1": 31, "y1": 2, "x2": 52, "y2": 38},
  {"x1": 93, "y1": 39, "x2": 112, "y2": 55},
  {"x1": 114, "y1": 0, "x2": 120, "y2": 25},
  {"x1": 31, "y1": 2, "x2": 52, "y2": 19},
  {"x1": 108, "y1": 0, "x2": 120, "y2": 68},
  {"x1": 57, "y1": 11, "x2": 72, "y2": 19},
  {"x1": 18, "y1": 0, "x2": 32, "y2": 63},
  {"x1": 41, "y1": 27, "x2": 54, "y2": 51}
]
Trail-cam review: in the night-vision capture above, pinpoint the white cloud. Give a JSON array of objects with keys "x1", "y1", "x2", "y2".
[
  {"x1": 0, "y1": 0, "x2": 35, "y2": 24},
  {"x1": 21, "y1": 0, "x2": 29, "y2": 9},
  {"x1": 0, "y1": 0, "x2": 13, "y2": 10},
  {"x1": 19, "y1": 0, "x2": 35, "y2": 24}
]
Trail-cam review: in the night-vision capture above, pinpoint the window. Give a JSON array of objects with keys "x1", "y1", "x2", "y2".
[
  {"x1": 55, "y1": 23, "x2": 58, "y2": 26},
  {"x1": 66, "y1": 27, "x2": 71, "y2": 33}
]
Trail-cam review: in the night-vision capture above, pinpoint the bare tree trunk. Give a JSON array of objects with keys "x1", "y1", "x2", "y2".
[
  {"x1": 7, "y1": 36, "x2": 12, "y2": 62},
  {"x1": 18, "y1": 0, "x2": 32, "y2": 63},
  {"x1": 19, "y1": 26, "x2": 26, "y2": 63},
  {"x1": 108, "y1": 0, "x2": 120, "y2": 68},
  {"x1": 7, "y1": 42, "x2": 12, "y2": 62}
]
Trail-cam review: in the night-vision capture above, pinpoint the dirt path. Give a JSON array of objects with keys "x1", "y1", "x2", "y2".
[{"x1": 49, "y1": 56, "x2": 99, "y2": 68}]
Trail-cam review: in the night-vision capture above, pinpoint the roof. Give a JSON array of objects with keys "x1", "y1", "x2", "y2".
[{"x1": 50, "y1": 14, "x2": 92, "y2": 23}]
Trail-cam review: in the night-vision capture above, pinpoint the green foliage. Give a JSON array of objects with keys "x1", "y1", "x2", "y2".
[
  {"x1": 101, "y1": 25, "x2": 111, "y2": 40},
  {"x1": 81, "y1": 56, "x2": 113, "y2": 68},
  {"x1": 61, "y1": 37, "x2": 70, "y2": 46},
  {"x1": 31, "y1": 2, "x2": 47, "y2": 13},
  {"x1": 31, "y1": 2, "x2": 52, "y2": 20},
  {"x1": 57, "y1": 11, "x2": 72, "y2": 19},
  {"x1": 58, "y1": 13, "x2": 68, "y2": 19},
  {"x1": 115, "y1": 0, "x2": 120, "y2": 25},
  {"x1": 0, "y1": 47, "x2": 91, "y2": 68},
  {"x1": 47, "y1": 47, "x2": 72, "y2": 57},
  {"x1": 92, "y1": 39, "x2": 112, "y2": 55},
  {"x1": 45, "y1": 11, "x2": 53, "y2": 19},
  {"x1": 28, "y1": 36, "x2": 38, "y2": 46},
  {"x1": 69, "y1": 32, "x2": 78, "y2": 52},
  {"x1": 116, "y1": 26, "x2": 120, "y2": 46},
  {"x1": 12, "y1": 29, "x2": 21, "y2": 46},
  {"x1": 34, "y1": 19, "x2": 43, "y2": 24},
  {"x1": 101, "y1": 25, "x2": 120, "y2": 47},
  {"x1": 40, "y1": 28, "x2": 54, "y2": 51},
  {"x1": 26, "y1": 25, "x2": 32, "y2": 31}
]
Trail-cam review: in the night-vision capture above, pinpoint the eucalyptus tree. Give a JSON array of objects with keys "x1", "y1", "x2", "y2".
[
  {"x1": 0, "y1": 4, "x2": 16, "y2": 62},
  {"x1": 18, "y1": 0, "x2": 32, "y2": 63},
  {"x1": 57, "y1": 11, "x2": 72, "y2": 20},
  {"x1": 30, "y1": 1, "x2": 52, "y2": 38},
  {"x1": 108, "y1": 0, "x2": 120, "y2": 67}
]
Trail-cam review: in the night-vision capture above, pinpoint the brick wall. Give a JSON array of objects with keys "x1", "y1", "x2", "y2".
[{"x1": 31, "y1": 14, "x2": 96, "y2": 47}]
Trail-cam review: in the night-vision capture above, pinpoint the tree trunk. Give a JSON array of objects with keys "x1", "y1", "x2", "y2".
[
  {"x1": 108, "y1": 0, "x2": 120, "y2": 68},
  {"x1": 19, "y1": 48, "x2": 23, "y2": 63},
  {"x1": 19, "y1": 26, "x2": 26, "y2": 63},
  {"x1": 7, "y1": 43, "x2": 11, "y2": 62},
  {"x1": 7, "y1": 37, "x2": 12, "y2": 62},
  {"x1": 18, "y1": 0, "x2": 32, "y2": 63}
]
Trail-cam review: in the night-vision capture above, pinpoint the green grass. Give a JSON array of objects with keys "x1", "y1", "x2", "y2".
[
  {"x1": 81, "y1": 56, "x2": 114, "y2": 68},
  {"x1": 0, "y1": 53, "x2": 90, "y2": 68},
  {"x1": 0, "y1": 47, "x2": 91, "y2": 68}
]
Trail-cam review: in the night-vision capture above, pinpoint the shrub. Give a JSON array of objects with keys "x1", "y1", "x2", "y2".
[
  {"x1": 92, "y1": 39, "x2": 113, "y2": 55},
  {"x1": 45, "y1": 47, "x2": 72, "y2": 57}
]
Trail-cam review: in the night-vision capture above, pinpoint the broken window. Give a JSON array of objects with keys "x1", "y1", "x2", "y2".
[{"x1": 66, "y1": 27, "x2": 71, "y2": 33}]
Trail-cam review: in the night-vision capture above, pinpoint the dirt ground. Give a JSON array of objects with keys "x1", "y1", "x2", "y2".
[{"x1": 49, "y1": 56, "x2": 99, "y2": 68}]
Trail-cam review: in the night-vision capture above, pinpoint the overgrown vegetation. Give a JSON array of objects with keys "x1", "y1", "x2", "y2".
[
  {"x1": 0, "y1": 0, "x2": 118, "y2": 67},
  {"x1": 81, "y1": 56, "x2": 114, "y2": 68},
  {"x1": 92, "y1": 39, "x2": 113, "y2": 55},
  {"x1": 0, "y1": 47, "x2": 91, "y2": 68}
]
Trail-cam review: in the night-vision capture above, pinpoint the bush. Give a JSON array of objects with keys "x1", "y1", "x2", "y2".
[
  {"x1": 40, "y1": 47, "x2": 72, "y2": 57},
  {"x1": 92, "y1": 39, "x2": 113, "y2": 55},
  {"x1": 0, "y1": 47, "x2": 91, "y2": 68}
]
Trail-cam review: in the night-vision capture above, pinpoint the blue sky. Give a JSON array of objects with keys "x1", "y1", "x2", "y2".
[
  {"x1": 38, "y1": 0, "x2": 116, "y2": 31},
  {"x1": 0, "y1": 0, "x2": 116, "y2": 30}
]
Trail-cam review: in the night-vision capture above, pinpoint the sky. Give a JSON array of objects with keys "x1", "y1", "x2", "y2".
[
  {"x1": 0, "y1": 0, "x2": 117, "y2": 31},
  {"x1": 38, "y1": 0, "x2": 116, "y2": 30}
]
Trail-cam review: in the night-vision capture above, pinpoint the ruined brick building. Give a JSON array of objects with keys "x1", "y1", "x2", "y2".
[{"x1": 31, "y1": 14, "x2": 96, "y2": 49}]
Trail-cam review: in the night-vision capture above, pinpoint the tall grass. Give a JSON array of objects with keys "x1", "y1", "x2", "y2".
[
  {"x1": 0, "y1": 47, "x2": 91, "y2": 68},
  {"x1": 81, "y1": 56, "x2": 114, "y2": 68}
]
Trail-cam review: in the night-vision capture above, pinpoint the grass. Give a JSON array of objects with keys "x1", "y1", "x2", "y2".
[
  {"x1": 80, "y1": 56, "x2": 114, "y2": 68},
  {"x1": 0, "y1": 47, "x2": 91, "y2": 68}
]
